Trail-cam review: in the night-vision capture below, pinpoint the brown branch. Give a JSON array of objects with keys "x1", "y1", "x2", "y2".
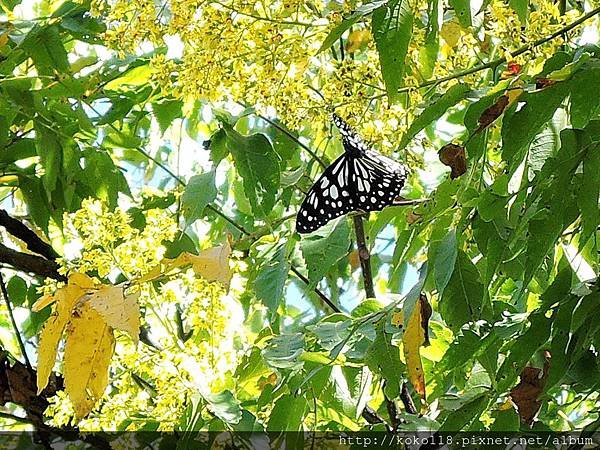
[
  {"x1": 0, "y1": 210, "x2": 59, "y2": 261},
  {"x1": 0, "y1": 244, "x2": 66, "y2": 282},
  {"x1": 352, "y1": 215, "x2": 375, "y2": 298},
  {"x1": 0, "y1": 350, "x2": 111, "y2": 449},
  {"x1": 352, "y1": 214, "x2": 401, "y2": 429}
]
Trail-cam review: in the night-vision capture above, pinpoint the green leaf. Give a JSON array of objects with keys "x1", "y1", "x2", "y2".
[
  {"x1": 262, "y1": 333, "x2": 304, "y2": 369},
  {"x1": 372, "y1": 0, "x2": 414, "y2": 103},
  {"x1": 439, "y1": 394, "x2": 489, "y2": 431},
  {"x1": 578, "y1": 124, "x2": 600, "y2": 241},
  {"x1": 434, "y1": 230, "x2": 458, "y2": 295},
  {"x1": 489, "y1": 402, "x2": 520, "y2": 431},
  {"x1": 501, "y1": 81, "x2": 570, "y2": 164},
  {"x1": 496, "y1": 312, "x2": 553, "y2": 392},
  {"x1": 18, "y1": 176, "x2": 50, "y2": 232},
  {"x1": 570, "y1": 63, "x2": 600, "y2": 129},
  {"x1": 79, "y1": 148, "x2": 130, "y2": 208},
  {"x1": 181, "y1": 171, "x2": 217, "y2": 225},
  {"x1": 7, "y1": 276, "x2": 27, "y2": 307},
  {"x1": 223, "y1": 124, "x2": 280, "y2": 218},
  {"x1": 309, "y1": 319, "x2": 352, "y2": 351},
  {"x1": 300, "y1": 219, "x2": 350, "y2": 287},
  {"x1": 152, "y1": 100, "x2": 182, "y2": 135},
  {"x1": 202, "y1": 390, "x2": 242, "y2": 424},
  {"x1": 440, "y1": 250, "x2": 484, "y2": 331},
  {"x1": 104, "y1": 65, "x2": 152, "y2": 91},
  {"x1": 528, "y1": 126, "x2": 558, "y2": 172},
  {"x1": 545, "y1": 295, "x2": 578, "y2": 390},
  {"x1": 317, "y1": 1, "x2": 388, "y2": 53},
  {"x1": 267, "y1": 394, "x2": 307, "y2": 431},
  {"x1": 254, "y1": 241, "x2": 291, "y2": 315},
  {"x1": 21, "y1": 25, "x2": 70, "y2": 75},
  {"x1": 398, "y1": 84, "x2": 470, "y2": 149},
  {"x1": 207, "y1": 128, "x2": 229, "y2": 166},
  {"x1": 0, "y1": 138, "x2": 36, "y2": 165},
  {"x1": 365, "y1": 322, "x2": 404, "y2": 398},
  {"x1": 509, "y1": 0, "x2": 528, "y2": 23},
  {"x1": 419, "y1": 0, "x2": 440, "y2": 79},
  {"x1": 449, "y1": 0, "x2": 472, "y2": 28}
]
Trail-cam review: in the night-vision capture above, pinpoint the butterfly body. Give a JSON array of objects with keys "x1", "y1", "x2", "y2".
[{"x1": 296, "y1": 114, "x2": 408, "y2": 234}]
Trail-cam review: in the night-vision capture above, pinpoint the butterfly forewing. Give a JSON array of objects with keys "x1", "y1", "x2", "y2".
[
  {"x1": 296, "y1": 154, "x2": 354, "y2": 233},
  {"x1": 296, "y1": 115, "x2": 408, "y2": 234}
]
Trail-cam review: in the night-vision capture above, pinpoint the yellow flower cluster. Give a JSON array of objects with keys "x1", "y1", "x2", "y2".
[
  {"x1": 486, "y1": 0, "x2": 579, "y2": 69},
  {"x1": 45, "y1": 201, "x2": 244, "y2": 430},
  {"x1": 62, "y1": 198, "x2": 177, "y2": 278},
  {"x1": 94, "y1": 0, "x2": 582, "y2": 153}
]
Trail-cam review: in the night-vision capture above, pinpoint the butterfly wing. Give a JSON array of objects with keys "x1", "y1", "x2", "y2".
[
  {"x1": 296, "y1": 154, "x2": 355, "y2": 234},
  {"x1": 353, "y1": 150, "x2": 408, "y2": 212},
  {"x1": 296, "y1": 114, "x2": 409, "y2": 234}
]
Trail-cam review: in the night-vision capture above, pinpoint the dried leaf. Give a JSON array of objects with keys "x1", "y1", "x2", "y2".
[
  {"x1": 402, "y1": 294, "x2": 430, "y2": 399},
  {"x1": 64, "y1": 303, "x2": 115, "y2": 419},
  {"x1": 406, "y1": 210, "x2": 421, "y2": 224},
  {"x1": 85, "y1": 286, "x2": 140, "y2": 344},
  {"x1": 188, "y1": 241, "x2": 232, "y2": 289},
  {"x1": 535, "y1": 78, "x2": 557, "y2": 89},
  {"x1": 439, "y1": 143, "x2": 467, "y2": 179},
  {"x1": 36, "y1": 273, "x2": 96, "y2": 394},
  {"x1": 475, "y1": 95, "x2": 509, "y2": 133},
  {"x1": 510, "y1": 355, "x2": 550, "y2": 425}
]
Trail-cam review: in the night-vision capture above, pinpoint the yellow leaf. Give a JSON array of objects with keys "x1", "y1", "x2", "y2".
[
  {"x1": 63, "y1": 303, "x2": 115, "y2": 419},
  {"x1": 506, "y1": 87, "x2": 524, "y2": 107},
  {"x1": 36, "y1": 273, "x2": 95, "y2": 394},
  {"x1": 402, "y1": 296, "x2": 428, "y2": 399},
  {"x1": 32, "y1": 294, "x2": 55, "y2": 312},
  {"x1": 0, "y1": 32, "x2": 8, "y2": 48},
  {"x1": 346, "y1": 29, "x2": 371, "y2": 53},
  {"x1": 391, "y1": 311, "x2": 403, "y2": 327},
  {"x1": 136, "y1": 241, "x2": 232, "y2": 289},
  {"x1": 440, "y1": 20, "x2": 462, "y2": 48},
  {"x1": 189, "y1": 241, "x2": 232, "y2": 289},
  {"x1": 85, "y1": 286, "x2": 140, "y2": 344}
]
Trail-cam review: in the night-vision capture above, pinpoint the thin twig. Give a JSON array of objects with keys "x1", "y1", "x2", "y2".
[
  {"x1": 252, "y1": 112, "x2": 328, "y2": 169},
  {"x1": 290, "y1": 266, "x2": 340, "y2": 313},
  {"x1": 0, "y1": 271, "x2": 33, "y2": 372},
  {"x1": 352, "y1": 215, "x2": 375, "y2": 299}
]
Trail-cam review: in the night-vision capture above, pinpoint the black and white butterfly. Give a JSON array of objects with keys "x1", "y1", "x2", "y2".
[{"x1": 296, "y1": 114, "x2": 408, "y2": 234}]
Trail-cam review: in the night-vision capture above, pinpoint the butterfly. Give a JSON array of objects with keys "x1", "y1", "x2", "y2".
[{"x1": 296, "y1": 114, "x2": 408, "y2": 234}]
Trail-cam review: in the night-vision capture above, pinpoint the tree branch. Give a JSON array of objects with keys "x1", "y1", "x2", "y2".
[
  {"x1": 352, "y1": 214, "x2": 401, "y2": 429},
  {"x1": 0, "y1": 349, "x2": 111, "y2": 449},
  {"x1": 0, "y1": 210, "x2": 59, "y2": 261},
  {"x1": 0, "y1": 244, "x2": 66, "y2": 282}
]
